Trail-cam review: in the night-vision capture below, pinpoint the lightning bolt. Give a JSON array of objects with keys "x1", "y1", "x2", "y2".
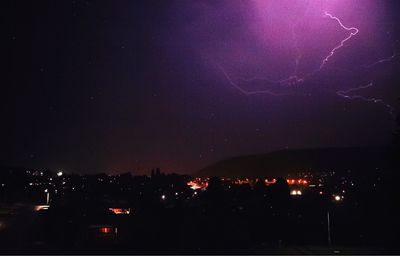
[
  {"x1": 364, "y1": 31, "x2": 399, "y2": 69},
  {"x1": 218, "y1": 8, "x2": 396, "y2": 115},
  {"x1": 364, "y1": 53, "x2": 397, "y2": 69},
  {"x1": 318, "y1": 11, "x2": 359, "y2": 71},
  {"x1": 336, "y1": 82, "x2": 395, "y2": 114},
  {"x1": 220, "y1": 10, "x2": 359, "y2": 92},
  {"x1": 217, "y1": 64, "x2": 292, "y2": 96}
]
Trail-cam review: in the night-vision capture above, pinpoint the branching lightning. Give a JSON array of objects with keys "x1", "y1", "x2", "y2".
[
  {"x1": 218, "y1": 64, "x2": 292, "y2": 96},
  {"x1": 336, "y1": 82, "x2": 394, "y2": 114},
  {"x1": 218, "y1": 7, "x2": 396, "y2": 115}
]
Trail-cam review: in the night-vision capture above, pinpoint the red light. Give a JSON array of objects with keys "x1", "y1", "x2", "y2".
[
  {"x1": 109, "y1": 208, "x2": 130, "y2": 215},
  {"x1": 100, "y1": 227, "x2": 111, "y2": 234},
  {"x1": 303, "y1": 180, "x2": 308, "y2": 184}
]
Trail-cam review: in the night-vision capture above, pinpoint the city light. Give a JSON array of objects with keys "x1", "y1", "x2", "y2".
[
  {"x1": 291, "y1": 190, "x2": 302, "y2": 196},
  {"x1": 187, "y1": 179, "x2": 208, "y2": 190},
  {"x1": 57, "y1": 171, "x2": 63, "y2": 177},
  {"x1": 100, "y1": 227, "x2": 112, "y2": 234},
  {"x1": 333, "y1": 195, "x2": 343, "y2": 202},
  {"x1": 34, "y1": 205, "x2": 50, "y2": 211},
  {"x1": 265, "y1": 179, "x2": 277, "y2": 185},
  {"x1": 287, "y1": 179, "x2": 309, "y2": 185},
  {"x1": 109, "y1": 208, "x2": 130, "y2": 215},
  {"x1": 161, "y1": 195, "x2": 166, "y2": 200}
]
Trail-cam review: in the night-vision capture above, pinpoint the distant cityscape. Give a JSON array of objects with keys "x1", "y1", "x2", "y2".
[
  {"x1": 0, "y1": 162, "x2": 396, "y2": 254},
  {"x1": 4, "y1": 0, "x2": 400, "y2": 254}
]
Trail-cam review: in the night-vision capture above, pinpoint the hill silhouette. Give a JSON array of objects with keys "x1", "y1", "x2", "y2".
[{"x1": 196, "y1": 147, "x2": 388, "y2": 178}]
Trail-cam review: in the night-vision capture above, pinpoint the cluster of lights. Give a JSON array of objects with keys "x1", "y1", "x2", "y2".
[
  {"x1": 291, "y1": 190, "x2": 302, "y2": 196},
  {"x1": 187, "y1": 178, "x2": 208, "y2": 190},
  {"x1": 264, "y1": 179, "x2": 277, "y2": 185},
  {"x1": 109, "y1": 208, "x2": 130, "y2": 215},
  {"x1": 234, "y1": 178, "x2": 251, "y2": 185},
  {"x1": 287, "y1": 179, "x2": 308, "y2": 185}
]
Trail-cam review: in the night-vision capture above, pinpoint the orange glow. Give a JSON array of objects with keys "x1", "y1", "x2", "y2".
[
  {"x1": 266, "y1": 179, "x2": 276, "y2": 185},
  {"x1": 109, "y1": 208, "x2": 130, "y2": 215},
  {"x1": 187, "y1": 179, "x2": 208, "y2": 190},
  {"x1": 187, "y1": 181, "x2": 199, "y2": 190},
  {"x1": 286, "y1": 178, "x2": 308, "y2": 185},
  {"x1": 234, "y1": 179, "x2": 251, "y2": 185}
]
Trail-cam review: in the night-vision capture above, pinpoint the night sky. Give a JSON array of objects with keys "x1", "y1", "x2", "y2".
[{"x1": 3, "y1": 0, "x2": 400, "y2": 175}]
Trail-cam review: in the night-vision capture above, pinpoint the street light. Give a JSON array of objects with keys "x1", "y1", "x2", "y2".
[
  {"x1": 44, "y1": 189, "x2": 50, "y2": 205},
  {"x1": 327, "y1": 194, "x2": 343, "y2": 247}
]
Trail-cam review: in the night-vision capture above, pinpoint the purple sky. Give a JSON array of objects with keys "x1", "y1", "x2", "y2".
[{"x1": 4, "y1": 0, "x2": 400, "y2": 175}]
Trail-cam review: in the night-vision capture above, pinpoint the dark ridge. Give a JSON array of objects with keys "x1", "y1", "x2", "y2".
[{"x1": 196, "y1": 146, "x2": 389, "y2": 178}]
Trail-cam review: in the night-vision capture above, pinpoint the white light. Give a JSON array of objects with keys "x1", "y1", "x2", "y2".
[
  {"x1": 34, "y1": 205, "x2": 50, "y2": 211},
  {"x1": 194, "y1": 191, "x2": 197, "y2": 195},
  {"x1": 334, "y1": 195, "x2": 341, "y2": 201},
  {"x1": 44, "y1": 189, "x2": 48, "y2": 193},
  {"x1": 291, "y1": 190, "x2": 302, "y2": 196},
  {"x1": 161, "y1": 195, "x2": 166, "y2": 200},
  {"x1": 175, "y1": 192, "x2": 178, "y2": 196},
  {"x1": 57, "y1": 171, "x2": 63, "y2": 177}
]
